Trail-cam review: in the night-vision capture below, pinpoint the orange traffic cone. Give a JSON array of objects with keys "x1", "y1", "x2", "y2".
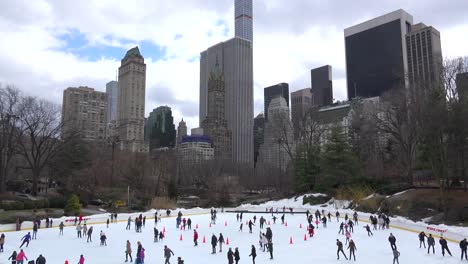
[
  {"x1": 304, "y1": 234, "x2": 307, "y2": 241},
  {"x1": 180, "y1": 234, "x2": 183, "y2": 241},
  {"x1": 196, "y1": 224, "x2": 198, "y2": 229},
  {"x1": 203, "y1": 236, "x2": 206, "y2": 243},
  {"x1": 300, "y1": 223, "x2": 302, "y2": 228},
  {"x1": 289, "y1": 236, "x2": 293, "y2": 244},
  {"x1": 226, "y1": 238, "x2": 230, "y2": 245}
]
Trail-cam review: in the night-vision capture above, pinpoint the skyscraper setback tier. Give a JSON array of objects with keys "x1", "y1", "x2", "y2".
[
  {"x1": 200, "y1": 37, "x2": 254, "y2": 166},
  {"x1": 235, "y1": 0, "x2": 253, "y2": 42},
  {"x1": 264, "y1": 83, "x2": 289, "y2": 121},
  {"x1": 117, "y1": 46, "x2": 148, "y2": 152},
  {"x1": 345, "y1": 9, "x2": 413, "y2": 100}
]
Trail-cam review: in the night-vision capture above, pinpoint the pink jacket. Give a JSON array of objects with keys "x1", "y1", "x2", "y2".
[
  {"x1": 16, "y1": 251, "x2": 27, "y2": 261},
  {"x1": 346, "y1": 232, "x2": 351, "y2": 238},
  {"x1": 79, "y1": 256, "x2": 85, "y2": 264}
]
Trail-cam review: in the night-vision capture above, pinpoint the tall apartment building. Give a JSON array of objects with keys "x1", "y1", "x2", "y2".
[
  {"x1": 145, "y1": 106, "x2": 176, "y2": 150},
  {"x1": 291, "y1": 88, "x2": 313, "y2": 136},
  {"x1": 106, "y1": 81, "x2": 118, "y2": 122},
  {"x1": 62, "y1": 86, "x2": 108, "y2": 141},
  {"x1": 311, "y1": 65, "x2": 333, "y2": 107},
  {"x1": 177, "y1": 135, "x2": 214, "y2": 169},
  {"x1": 253, "y1": 113, "x2": 265, "y2": 166},
  {"x1": 176, "y1": 118, "x2": 187, "y2": 146},
  {"x1": 117, "y1": 46, "x2": 147, "y2": 152},
  {"x1": 406, "y1": 23, "x2": 443, "y2": 95},
  {"x1": 235, "y1": 0, "x2": 253, "y2": 42},
  {"x1": 201, "y1": 60, "x2": 232, "y2": 161},
  {"x1": 264, "y1": 83, "x2": 289, "y2": 121},
  {"x1": 345, "y1": 9, "x2": 413, "y2": 100}
]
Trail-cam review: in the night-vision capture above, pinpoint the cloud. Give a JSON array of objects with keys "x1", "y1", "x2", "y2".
[{"x1": 0, "y1": 0, "x2": 467, "y2": 132}]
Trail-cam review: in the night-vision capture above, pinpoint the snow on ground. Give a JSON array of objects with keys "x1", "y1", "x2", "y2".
[{"x1": 0, "y1": 209, "x2": 466, "y2": 264}]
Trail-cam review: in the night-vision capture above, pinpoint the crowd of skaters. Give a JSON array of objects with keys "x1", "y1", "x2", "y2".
[{"x1": 0, "y1": 207, "x2": 467, "y2": 263}]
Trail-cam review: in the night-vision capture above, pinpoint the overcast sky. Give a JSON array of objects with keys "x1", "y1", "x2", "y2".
[{"x1": 1, "y1": 0, "x2": 467, "y2": 130}]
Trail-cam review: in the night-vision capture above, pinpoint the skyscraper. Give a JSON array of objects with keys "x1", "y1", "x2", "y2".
[
  {"x1": 311, "y1": 65, "x2": 333, "y2": 107},
  {"x1": 235, "y1": 0, "x2": 253, "y2": 42},
  {"x1": 145, "y1": 106, "x2": 176, "y2": 150},
  {"x1": 117, "y1": 46, "x2": 147, "y2": 152},
  {"x1": 106, "y1": 81, "x2": 118, "y2": 123},
  {"x1": 264, "y1": 83, "x2": 289, "y2": 121},
  {"x1": 406, "y1": 23, "x2": 443, "y2": 94},
  {"x1": 345, "y1": 9, "x2": 413, "y2": 100},
  {"x1": 291, "y1": 88, "x2": 313, "y2": 136},
  {"x1": 253, "y1": 113, "x2": 265, "y2": 166},
  {"x1": 200, "y1": 0, "x2": 254, "y2": 166},
  {"x1": 62, "y1": 86, "x2": 108, "y2": 141},
  {"x1": 176, "y1": 118, "x2": 187, "y2": 146}
]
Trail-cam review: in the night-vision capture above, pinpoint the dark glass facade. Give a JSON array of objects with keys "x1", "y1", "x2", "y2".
[
  {"x1": 346, "y1": 19, "x2": 405, "y2": 100},
  {"x1": 264, "y1": 83, "x2": 289, "y2": 121},
  {"x1": 311, "y1": 65, "x2": 333, "y2": 107}
]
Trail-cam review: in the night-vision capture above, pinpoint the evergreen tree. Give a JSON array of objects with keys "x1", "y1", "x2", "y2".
[
  {"x1": 294, "y1": 145, "x2": 320, "y2": 192},
  {"x1": 64, "y1": 194, "x2": 81, "y2": 216}
]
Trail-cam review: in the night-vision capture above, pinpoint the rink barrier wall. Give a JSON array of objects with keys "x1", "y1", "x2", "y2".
[{"x1": 0, "y1": 210, "x2": 211, "y2": 233}]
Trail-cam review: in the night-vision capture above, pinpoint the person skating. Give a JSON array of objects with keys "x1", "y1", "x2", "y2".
[
  {"x1": 8, "y1": 250, "x2": 17, "y2": 264},
  {"x1": 35, "y1": 254, "x2": 46, "y2": 264},
  {"x1": 348, "y1": 220, "x2": 354, "y2": 233},
  {"x1": 99, "y1": 230, "x2": 107, "y2": 246},
  {"x1": 249, "y1": 245, "x2": 256, "y2": 264},
  {"x1": 392, "y1": 249, "x2": 400, "y2": 264},
  {"x1": 219, "y1": 233, "x2": 225, "y2": 252},
  {"x1": 82, "y1": 224, "x2": 87, "y2": 239},
  {"x1": 265, "y1": 227, "x2": 273, "y2": 242},
  {"x1": 32, "y1": 223, "x2": 38, "y2": 240},
  {"x1": 427, "y1": 234, "x2": 435, "y2": 254},
  {"x1": 125, "y1": 240, "x2": 132, "y2": 262},
  {"x1": 211, "y1": 234, "x2": 218, "y2": 254},
  {"x1": 177, "y1": 257, "x2": 184, "y2": 264},
  {"x1": 336, "y1": 211, "x2": 340, "y2": 222},
  {"x1": 248, "y1": 220, "x2": 254, "y2": 233},
  {"x1": 154, "y1": 227, "x2": 159, "y2": 242},
  {"x1": 0, "y1": 233, "x2": 5, "y2": 252},
  {"x1": 308, "y1": 223, "x2": 315, "y2": 237},
  {"x1": 86, "y1": 226, "x2": 93, "y2": 243},
  {"x1": 78, "y1": 254, "x2": 85, "y2": 264},
  {"x1": 136, "y1": 241, "x2": 143, "y2": 263},
  {"x1": 268, "y1": 241, "x2": 273, "y2": 259},
  {"x1": 234, "y1": 247, "x2": 240, "y2": 264},
  {"x1": 345, "y1": 230, "x2": 351, "y2": 245},
  {"x1": 365, "y1": 224, "x2": 373, "y2": 236},
  {"x1": 16, "y1": 249, "x2": 27, "y2": 264},
  {"x1": 439, "y1": 237, "x2": 452, "y2": 256},
  {"x1": 418, "y1": 231, "x2": 427, "y2": 248},
  {"x1": 281, "y1": 214, "x2": 285, "y2": 225},
  {"x1": 59, "y1": 222, "x2": 64, "y2": 235},
  {"x1": 388, "y1": 233, "x2": 397, "y2": 250},
  {"x1": 76, "y1": 224, "x2": 82, "y2": 238},
  {"x1": 272, "y1": 215, "x2": 277, "y2": 224},
  {"x1": 139, "y1": 248, "x2": 145, "y2": 264},
  {"x1": 143, "y1": 216, "x2": 146, "y2": 227},
  {"x1": 227, "y1": 248, "x2": 234, "y2": 264},
  {"x1": 164, "y1": 245, "x2": 174, "y2": 264},
  {"x1": 159, "y1": 231, "x2": 164, "y2": 241},
  {"x1": 19, "y1": 232, "x2": 31, "y2": 248},
  {"x1": 322, "y1": 216, "x2": 327, "y2": 228},
  {"x1": 348, "y1": 239, "x2": 357, "y2": 261},
  {"x1": 193, "y1": 230, "x2": 199, "y2": 246},
  {"x1": 187, "y1": 218, "x2": 192, "y2": 230},
  {"x1": 353, "y1": 212, "x2": 358, "y2": 225},
  {"x1": 460, "y1": 238, "x2": 468, "y2": 260},
  {"x1": 239, "y1": 223, "x2": 243, "y2": 232},
  {"x1": 327, "y1": 212, "x2": 332, "y2": 222},
  {"x1": 338, "y1": 222, "x2": 344, "y2": 235},
  {"x1": 126, "y1": 217, "x2": 132, "y2": 230},
  {"x1": 336, "y1": 239, "x2": 348, "y2": 260}
]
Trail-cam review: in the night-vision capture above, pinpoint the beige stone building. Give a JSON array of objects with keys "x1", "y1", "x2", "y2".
[
  {"x1": 62, "y1": 86, "x2": 108, "y2": 141},
  {"x1": 117, "y1": 46, "x2": 148, "y2": 152}
]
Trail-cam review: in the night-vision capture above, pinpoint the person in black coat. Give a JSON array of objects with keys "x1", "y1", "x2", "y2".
[
  {"x1": 336, "y1": 239, "x2": 348, "y2": 260},
  {"x1": 234, "y1": 248, "x2": 240, "y2": 264},
  {"x1": 268, "y1": 241, "x2": 273, "y2": 259},
  {"x1": 439, "y1": 237, "x2": 452, "y2": 256},
  {"x1": 211, "y1": 234, "x2": 218, "y2": 254},
  {"x1": 35, "y1": 254, "x2": 46, "y2": 264},
  {"x1": 348, "y1": 239, "x2": 357, "y2": 261},
  {"x1": 249, "y1": 245, "x2": 257, "y2": 264},
  {"x1": 227, "y1": 248, "x2": 234, "y2": 264},
  {"x1": 427, "y1": 234, "x2": 435, "y2": 254},
  {"x1": 418, "y1": 231, "x2": 427, "y2": 248},
  {"x1": 460, "y1": 238, "x2": 468, "y2": 260},
  {"x1": 388, "y1": 233, "x2": 397, "y2": 250}
]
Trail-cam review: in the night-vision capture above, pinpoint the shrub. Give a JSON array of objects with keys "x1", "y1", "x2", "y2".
[
  {"x1": 49, "y1": 197, "x2": 67, "y2": 208},
  {"x1": 1, "y1": 200, "x2": 25, "y2": 210},
  {"x1": 64, "y1": 194, "x2": 81, "y2": 216},
  {"x1": 303, "y1": 195, "x2": 330, "y2": 205}
]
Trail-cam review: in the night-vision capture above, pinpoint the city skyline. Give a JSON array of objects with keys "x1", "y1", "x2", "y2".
[{"x1": 0, "y1": 1, "x2": 467, "y2": 130}]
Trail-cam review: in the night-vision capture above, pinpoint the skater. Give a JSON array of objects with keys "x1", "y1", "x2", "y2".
[
  {"x1": 78, "y1": 254, "x2": 85, "y2": 264},
  {"x1": 0, "y1": 233, "x2": 5, "y2": 252},
  {"x1": 427, "y1": 234, "x2": 435, "y2": 254},
  {"x1": 268, "y1": 241, "x2": 273, "y2": 259},
  {"x1": 8, "y1": 251, "x2": 17, "y2": 264},
  {"x1": 16, "y1": 249, "x2": 28, "y2": 264},
  {"x1": 155, "y1": 212, "x2": 158, "y2": 224},
  {"x1": 388, "y1": 233, "x2": 397, "y2": 250},
  {"x1": 82, "y1": 224, "x2": 87, "y2": 239},
  {"x1": 227, "y1": 248, "x2": 234, "y2": 264},
  {"x1": 348, "y1": 220, "x2": 354, "y2": 233},
  {"x1": 265, "y1": 227, "x2": 273, "y2": 242},
  {"x1": 99, "y1": 231, "x2": 107, "y2": 246},
  {"x1": 35, "y1": 254, "x2": 46, "y2": 264},
  {"x1": 322, "y1": 216, "x2": 327, "y2": 228},
  {"x1": 418, "y1": 231, "x2": 427, "y2": 248},
  {"x1": 211, "y1": 234, "x2": 218, "y2": 254},
  {"x1": 345, "y1": 230, "x2": 351, "y2": 245},
  {"x1": 154, "y1": 227, "x2": 159, "y2": 242},
  {"x1": 353, "y1": 212, "x2": 358, "y2": 225},
  {"x1": 234, "y1": 247, "x2": 240, "y2": 264},
  {"x1": 236, "y1": 214, "x2": 239, "y2": 222},
  {"x1": 139, "y1": 248, "x2": 145, "y2": 264},
  {"x1": 439, "y1": 237, "x2": 452, "y2": 256},
  {"x1": 253, "y1": 215, "x2": 257, "y2": 223},
  {"x1": 308, "y1": 223, "x2": 315, "y2": 237},
  {"x1": 19, "y1": 232, "x2": 31, "y2": 248},
  {"x1": 272, "y1": 215, "x2": 277, "y2": 224},
  {"x1": 106, "y1": 219, "x2": 109, "y2": 228},
  {"x1": 348, "y1": 239, "x2": 357, "y2": 261},
  {"x1": 76, "y1": 224, "x2": 82, "y2": 238},
  {"x1": 32, "y1": 223, "x2": 37, "y2": 240},
  {"x1": 126, "y1": 217, "x2": 132, "y2": 230},
  {"x1": 365, "y1": 224, "x2": 373, "y2": 236},
  {"x1": 136, "y1": 242, "x2": 143, "y2": 263},
  {"x1": 59, "y1": 222, "x2": 64, "y2": 235},
  {"x1": 219, "y1": 233, "x2": 225, "y2": 252},
  {"x1": 187, "y1": 218, "x2": 192, "y2": 230},
  {"x1": 193, "y1": 229, "x2": 198, "y2": 246},
  {"x1": 248, "y1": 220, "x2": 254, "y2": 233},
  {"x1": 392, "y1": 249, "x2": 400, "y2": 264},
  {"x1": 143, "y1": 216, "x2": 146, "y2": 227},
  {"x1": 164, "y1": 245, "x2": 174, "y2": 264},
  {"x1": 336, "y1": 211, "x2": 340, "y2": 222},
  {"x1": 159, "y1": 231, "x2": 164, "y2": 241},
  {"x1": 177, "y1": 257, "x2": 184, "y2": 264},
  {"x1": 460, "y1": 238, "x2": 468, "y2": 260},
  {"x1": 249, "y1": 245, "x2": 257, "y2": 264},
  {"x1": 281, "y1": 214, "x2": 285, "y2": 225},
  {"x1": 86, "y1": 226, "x2": 93, "y2": 242},
  {"x1": 336, "y1": 239, "x2": 348, "y2": 260},
  {"x1": 338, "y1": 222, "x2": 344, "y2": 235},
  {"x1": 239, "y1": 223, "x2": 243, "y2": 232},
  {"x1": 125, "y1": 240, "x2": 132, "y2": 262}
]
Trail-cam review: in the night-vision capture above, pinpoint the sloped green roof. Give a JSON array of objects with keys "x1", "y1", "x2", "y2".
[{"x1": 123, "y1": 46, "x2": 143, "y2": 60}]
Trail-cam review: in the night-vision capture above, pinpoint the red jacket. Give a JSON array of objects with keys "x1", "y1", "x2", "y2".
[
  {"x1": 16, "y1": 251, "x2": 27, "y2": 261},
  {"x1": 194, "y1": 232, "x2": 199, "y2": 240}
]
